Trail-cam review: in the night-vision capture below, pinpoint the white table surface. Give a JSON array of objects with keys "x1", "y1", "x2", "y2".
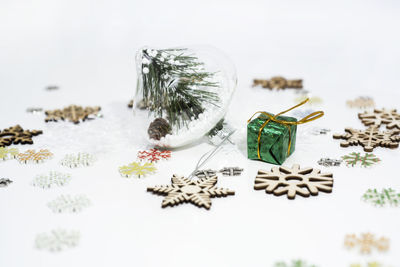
[{"x1": 1, "y1": 1, "x2": 399, "y2": 266}]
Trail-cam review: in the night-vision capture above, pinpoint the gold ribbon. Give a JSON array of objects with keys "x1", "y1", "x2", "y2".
[{"x1": 247, "y1": 98, "x2": 324, "y2": 159}]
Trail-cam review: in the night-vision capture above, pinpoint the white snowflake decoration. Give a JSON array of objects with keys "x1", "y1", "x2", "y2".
[
  {"x1": 32, "y1": 171, "x2": 71, "y2": 189},
  {"x1": 48, "y1": 194, "x2": 91, "y2": 213},
  {"x1": 35, "y1": 229, "x2": 80, "y2": 252},
  {"x1": 60, "y1": 152, "x2": 95, "y2": 168}
]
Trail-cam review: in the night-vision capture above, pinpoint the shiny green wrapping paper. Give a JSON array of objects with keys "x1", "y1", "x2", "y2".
[{"x1": 247, "y1": 113, "x2": 297, "y2": 165}]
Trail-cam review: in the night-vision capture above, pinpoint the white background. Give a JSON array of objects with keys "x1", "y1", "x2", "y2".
[{"x1": 1, "y1": 1, "x2": 400, "y2": 266}]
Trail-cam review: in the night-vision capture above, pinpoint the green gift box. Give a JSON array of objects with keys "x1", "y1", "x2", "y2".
[{"x1": 247, "y1": 112, "x2": 297, "y2": 165}]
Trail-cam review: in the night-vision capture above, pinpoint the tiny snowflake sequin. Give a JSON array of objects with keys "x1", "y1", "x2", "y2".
[
  {"x1": 137, "y1": 148, "x2": 171, "y2": 162},
  {"x1": 60, "y1": 152, "x2": 95, "y2": 168},
  {"x1": 48, "y1": 194, "x2": 91, "y2": 213},
  {"x1": 32, "y1": 171, "x2": 71, "y2": 189},
  {"x1": 345, "y1": 233, "x2": 389, "y2": 254},
  {"x1": 16, "y1": 149, "x2": 53, "y2": 164},
  {"x1": 0, "y1": 147, "x2": 19, "y2": 161},
  {"x1": 119, "y1": 161, "x2": 156, "y2": 178},
  {"x1": 35, "y1": 229, "x2": 80, "y2": 252}
]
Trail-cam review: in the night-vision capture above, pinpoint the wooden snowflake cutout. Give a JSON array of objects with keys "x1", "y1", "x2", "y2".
[
  {"x1": 0, "y1": 147, "x2": 19, "y2": 161},
  {"x1": 137, "y1": 148, "x2": 171, "y2": 162},
  {"x1": 252, "y1": 76, "x2": 303, "y2": 90},
  {"x1": 358, "y1": 108, "x2": 400, "y2": 130},
  {"x1": 0, "y1": 125, "x2": 42, "y2": 147},
  {"x1": 363, "y1": 188, "x2": 400, "y2": 207},
  {"x1": 147, "y1": 175, "x2": 235, "y2": 209},
  {"x1": 346, "y1": 97, "x2": 375, "y2": 109},
  {"x1": 60, "y1": 152, "x2": 95, "y2": 168},
  {"x1": 119, "y1": 161, "x2": 156, "y2": 178},
  {"x1": 16, "y1": 149, "x2": 53, "y2": 164},
  {"x1": 333, "y1": 127, "x2": 400, "y2": 152},
  {"x1": 342, "y1": 152, "x2": 380, "y2": 167},
  {"x1": 345, "y1": 233, "x2": 389, "y2": 254},
  {"x1": 254, "y1": 164, "x2": 333, "y2": 199},
  {"x1": 45, "y1": 105, "x2": 101, "y2": 124}
]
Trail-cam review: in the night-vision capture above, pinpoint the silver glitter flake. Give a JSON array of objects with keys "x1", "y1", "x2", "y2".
[
  {"x1": 45, "y1": 85, "x2": 59, "y2": 91},
  {"x1": 60, "y1": 152, "x2": 95, "y2": 168},
  {"x1": 35, "y1": 229, "x2": 80, "y2": 252},
  {"x1": 219, "y1": 167, "x2": 244, "y2": 176},
  {"x1": 317, "y1": 158, "x2": 342, "y2": 167},
  {"x1": 48, "y1": 194, "x2": 91, "y2": 213},
  {"x1": 194, "y1": 169, "x2": 217, "y2": 179},
  {"x1": 26, "y1": 107, "x2": 43, "y2": 113},
  {"x1": 0, "y1": 178, "x2": 13, "y2": 187},
  {"x1": 32, "y1": 171, "x2": 71, "y2": 189},
  {"x1": 310, "y1": 128, "x2": 331, "y2": 135}
]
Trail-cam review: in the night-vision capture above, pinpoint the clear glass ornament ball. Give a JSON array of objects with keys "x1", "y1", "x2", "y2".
[{"x1": 134, "y1": 45, "x2": 237, "y2": 148}]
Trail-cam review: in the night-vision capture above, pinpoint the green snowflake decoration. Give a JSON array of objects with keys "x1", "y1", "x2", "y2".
[
  {"x1": 274, "y1": 259, "x2": 318, "y2": 267},
  {"x1": 119, "y1": 161, "x2": 156, "y2": 178},
  {"x1": 342, "y1": 152, "x2": 380, "y2": 167},
  {"x1": 363, "y1": 188, "x2": 400, "y2": 207},
  {"x1": 0, "y1": 147, "x2": 19, "y2": 161}
]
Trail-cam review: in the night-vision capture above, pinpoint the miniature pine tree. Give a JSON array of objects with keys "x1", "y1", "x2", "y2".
[{"x1": 138, "y1": 48, "x2": 220, "y2": 129}]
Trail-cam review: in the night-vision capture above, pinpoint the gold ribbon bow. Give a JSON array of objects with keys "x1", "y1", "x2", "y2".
[{"x1": 247, "y1": 98, "x2": 324, "y2": 159}]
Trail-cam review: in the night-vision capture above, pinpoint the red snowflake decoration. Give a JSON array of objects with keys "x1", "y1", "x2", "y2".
[{"x1": 137, "y1": 148, "x2": 171, "y2": 163}]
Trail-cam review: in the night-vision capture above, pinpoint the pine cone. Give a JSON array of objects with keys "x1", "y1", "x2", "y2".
[
  {"x1": 148, "y1": 118, "x2": 171, "y2": 140},
  {"x1": 127, "y1": 100, "x2": 134, "y2": 108}
]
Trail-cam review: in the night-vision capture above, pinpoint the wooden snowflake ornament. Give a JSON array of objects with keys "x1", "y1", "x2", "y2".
[
  {"x1": 147, "y1": 175, "x2": 235, "y2": 209},
  {"x1": 345, "y1": 233, "x2": 389, "y2": 254},
  {"x1": 254, "y1": 164, "x2": 333, "y2": 199},
  {"x1": 333, "y1": 127, "x2": 400, "y2": 152},
  {"x1": 358, "y1": 108, "x2": 400, "y2": 130},
  {"x1": 0, "y1": 125, "x2": 42, "y2": 147},
  {"x1": 346, "y1": 97, "x2": 375, "y2": 109},
  {"x1": 16, "y1": 149, "x2": 53, "y2": 163},
  {"x1": 45, "y1": 105, "x2": 101, "y2": 124}
]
